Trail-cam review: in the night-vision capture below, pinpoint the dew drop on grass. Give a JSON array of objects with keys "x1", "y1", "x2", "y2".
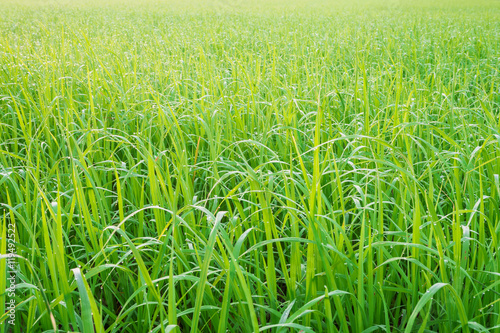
[{"x1": 0, "y1": 171, "x2": 12, "y2": 177}]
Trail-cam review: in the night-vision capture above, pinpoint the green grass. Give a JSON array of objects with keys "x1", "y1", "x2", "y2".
[{"x1": 1, "y1": 0, "x2": 500, "y2": 332}]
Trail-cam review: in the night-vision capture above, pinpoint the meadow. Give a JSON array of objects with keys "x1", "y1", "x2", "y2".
[{"x1": 1, "y1": 0, "x2": 500, "y2": 332}]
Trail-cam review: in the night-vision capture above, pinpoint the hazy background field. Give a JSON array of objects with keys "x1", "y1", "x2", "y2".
[{"x1": 1, "y1": 0, "x2": 500, "y2": 332}]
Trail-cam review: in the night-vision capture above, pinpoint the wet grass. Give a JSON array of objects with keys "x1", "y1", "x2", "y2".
[{"x1": 1, "y1": 0, "x2": 500, "y2": 332}]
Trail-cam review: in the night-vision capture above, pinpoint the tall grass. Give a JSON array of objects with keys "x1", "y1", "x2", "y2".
[{"x1": 1, "y1": 0, "x2": 500, "y2": 332}]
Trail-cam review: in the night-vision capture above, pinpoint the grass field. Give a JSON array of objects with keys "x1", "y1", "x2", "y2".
[{"x1": 1, "y1": 0, "x2": 500, "y2": 332}]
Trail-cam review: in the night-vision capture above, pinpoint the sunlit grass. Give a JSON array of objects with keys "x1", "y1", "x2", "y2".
[{"x1": 1, "y1": 0, "x2": 500, "y2": 332}]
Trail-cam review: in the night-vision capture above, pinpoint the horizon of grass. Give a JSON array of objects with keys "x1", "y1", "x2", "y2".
[{"x1": 1, "y1": 0, "x2": 500, "y2": 332}]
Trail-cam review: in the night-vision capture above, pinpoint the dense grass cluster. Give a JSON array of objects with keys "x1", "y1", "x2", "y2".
[{"x1": 1, "y1": 0, "x2": 500, "y2": 332}]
